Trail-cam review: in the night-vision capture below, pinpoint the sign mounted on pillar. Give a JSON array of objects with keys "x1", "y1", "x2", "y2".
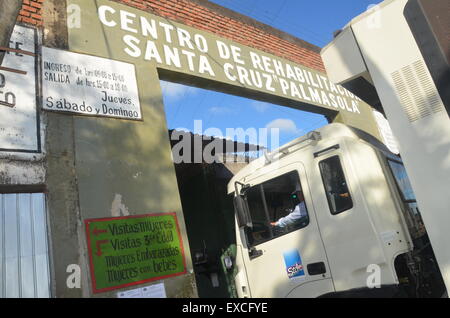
[
  {"x1": 41, "y1": 47, "x2": 142, "y2": 121},
  {"x1": 85, "y1": 213, "x2": 187, "y2": 293},
  {"x1": 0, "y1": 25, "x2": 40, "y2": 153},
  {"x1": 373, "y1": 110, "x2": 399, "y2": 155}
]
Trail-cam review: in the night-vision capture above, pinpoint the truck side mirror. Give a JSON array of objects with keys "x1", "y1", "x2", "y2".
[{"x1": 233, "y1": 195, "x2": 252, "y2": 228}]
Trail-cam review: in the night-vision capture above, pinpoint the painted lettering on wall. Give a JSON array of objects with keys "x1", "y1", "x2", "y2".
[{"x1": 96, "y1": 4, "x2": 361, "y2": 114}]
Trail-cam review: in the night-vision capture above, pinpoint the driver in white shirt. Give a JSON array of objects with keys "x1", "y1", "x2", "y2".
[{"x1": 271, "y1": 186, "x2": 307, "y2": 228}]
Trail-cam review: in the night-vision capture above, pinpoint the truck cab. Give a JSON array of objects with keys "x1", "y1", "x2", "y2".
[{"x1": 227, "y1": 123, "x2": 445, "y2": 298}]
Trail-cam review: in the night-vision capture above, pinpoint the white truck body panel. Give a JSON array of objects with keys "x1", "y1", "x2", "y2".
[{"x1": 228, "y1": 123, "x2": 412, "y2": 297}]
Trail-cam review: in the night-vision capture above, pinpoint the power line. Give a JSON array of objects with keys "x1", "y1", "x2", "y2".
[
  {"x1": 211, "y1": 0, "x2": 332, "y2": 46},
  {"x1": 269, "y1": 0, "x2": 288, "y2": 23}
]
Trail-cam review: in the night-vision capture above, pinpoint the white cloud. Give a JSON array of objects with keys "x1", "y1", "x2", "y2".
[
  {"x1": 251, "y1": 101, "x2": 271, "y2": 113},
  {"x1": 265, "y1": 118, "x2": 302, "y2": 135},
  {"x1": 160, "y1": 80, "x2": 197, "y2": 100},
  {"x1": 173, "y1": 127, "x2": 190, "y2": 133}
]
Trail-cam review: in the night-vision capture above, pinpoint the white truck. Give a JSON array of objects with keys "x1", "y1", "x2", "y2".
[
  {"x1": 321, "y1": 0, "x2": 450, "y2": 294},
  {"x1": 227, "y1": 123, "x2": 445, "y2": 298}
]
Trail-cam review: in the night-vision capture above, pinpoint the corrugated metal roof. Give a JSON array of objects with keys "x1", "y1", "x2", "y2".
[{"x1": 168, "y1": 129, "x2": 265, "y2": 154}]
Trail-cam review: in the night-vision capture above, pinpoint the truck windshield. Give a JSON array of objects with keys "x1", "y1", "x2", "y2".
[
  {"x1": 244, "y1": 170, "x2": 309, "y2": 247},
  {"x1": 387, "y1": 159, "x2": 426, "y2": 238}
]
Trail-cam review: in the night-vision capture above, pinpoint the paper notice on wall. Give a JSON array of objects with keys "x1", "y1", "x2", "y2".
[
  {"x1": 142, "y1": 283, "x2": 167, "y2": 298},
  {"x1": 41, "y1": 47, "x2": 142, "y2": 121},
  {"x1": 117, "y1": 283, "x2": 167, "y2": 298},
  {"x1": 117, "y1": 288, "x2": 142, "y2": 299},
  {"x1": 373, "y1": 110, "x2": 400, "y2": 155}
]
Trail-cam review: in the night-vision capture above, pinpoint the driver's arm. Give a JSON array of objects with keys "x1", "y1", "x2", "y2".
[{"x1": 271, "y1": 205, "x2": 301, "y2": 227}]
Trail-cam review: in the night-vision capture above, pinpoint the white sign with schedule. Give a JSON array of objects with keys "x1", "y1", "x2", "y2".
[{"x1": 41, "y1": 47, "x2": 142, "y2": 120}]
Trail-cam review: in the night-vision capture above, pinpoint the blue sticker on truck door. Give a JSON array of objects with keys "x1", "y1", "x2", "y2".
[{"x1": 283, "y1": 249, "x2": 305, "y2": 279}]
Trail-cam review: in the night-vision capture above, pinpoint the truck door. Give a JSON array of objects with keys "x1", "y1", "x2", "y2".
[{"x1": 237, "y1": 163, "x2": 333, "y2": 298}]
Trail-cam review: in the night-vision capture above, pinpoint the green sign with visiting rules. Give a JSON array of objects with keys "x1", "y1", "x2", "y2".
[{"x1": 85, "y1": 213, "x2": 186, "y2": 293}]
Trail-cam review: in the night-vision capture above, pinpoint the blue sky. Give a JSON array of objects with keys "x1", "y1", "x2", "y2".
[
  {"x1": 161, "y1": 0, "x2": 383, "y2": 150},
  {"x1": 209, "y1": 0, "x2": 383, "y2": 47}
]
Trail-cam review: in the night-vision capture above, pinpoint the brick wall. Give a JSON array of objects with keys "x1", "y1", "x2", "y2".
[
  {"x1": 17, "y1": 0, "x2": 325, "y2": 71},
  {"x1": 18, "y1": 0, "x2": 43, "y2": 26}
]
